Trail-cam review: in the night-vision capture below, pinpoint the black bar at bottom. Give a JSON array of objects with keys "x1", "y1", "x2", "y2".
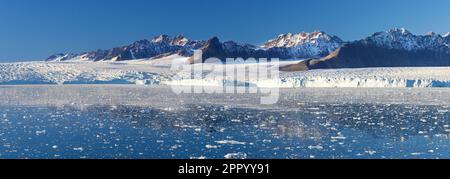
[{"x1": 1, "y1": 159, "x2": 447, "y2": 177}]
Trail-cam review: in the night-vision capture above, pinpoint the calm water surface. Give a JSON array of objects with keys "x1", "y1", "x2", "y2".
[{"x1": 0, "y1": 86, "x2": 448, "y2": 159}]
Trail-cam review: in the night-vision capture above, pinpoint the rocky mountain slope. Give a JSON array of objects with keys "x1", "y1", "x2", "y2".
[
  {"x1": 47, "y1": 35, "x2": 206, "y2": 61},
  {"x1": 281, "y1": 28, "x2": 450, "y2": 71},
  {"x1": 262, "y1": 31, "x2": 344, "y2": 58},
  {"x1": 47, "y1": 28, "x2": 450, "y2": 70},
  {"x1": 47, "y1": 31, "x2": 344, "y2": 62}
]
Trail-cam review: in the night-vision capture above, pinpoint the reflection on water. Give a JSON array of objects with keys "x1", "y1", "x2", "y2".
[{"x1": 0, "y1": 86, "x2": 449, "y2": 159}]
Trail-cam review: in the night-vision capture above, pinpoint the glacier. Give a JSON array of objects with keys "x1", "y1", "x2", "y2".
[
  {"x1": 0, "y1": 58, "x2": 449, "y2": 88},
  {"x1": 0, "y1": 61, "x2": 167, "y2": 85}
]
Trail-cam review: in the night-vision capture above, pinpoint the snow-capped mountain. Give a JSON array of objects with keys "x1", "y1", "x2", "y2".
[
  {"x1": 362, "y1": 28, "x2": 449, "y2": 52},
  {"x1": 47, "y1": 31, "x2": 345, "y2": 62},
  {"x1": 47, "y1": 28, "x2": 450, "y2": 66},
  {"x1": 47, "y1": 35, "x2": 206, "y2": 61},
  {"x1": 444, "y1": 32, "x2": 450, "y2": 47},
  {"x1": 262, "y1": 31, "x2": 344, "y2": 58},
  {"x1": 188, "y1": 32, "x2": 345, "y2": 63},
  {"x1": 283, "y1": 28, "x2": 450, "y2": 71},
  {"x1": 188, "y1": 37, "x2": 269, "y2": 63},
  {"x1": 222, "y1": 41, "x2": 260, "y2": 56},
  {"x1": 46, "y1": 53, "x2": 79, "y2": 62}
]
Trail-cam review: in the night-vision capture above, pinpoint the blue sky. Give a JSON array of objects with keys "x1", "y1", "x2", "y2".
[{"x1": 1, "y1": 0, "x2": 450, "y2": 61}]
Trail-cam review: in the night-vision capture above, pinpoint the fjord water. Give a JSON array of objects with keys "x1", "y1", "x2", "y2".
[{"x1": 0, "y1": 86, "x2": 448, "y2": 159}]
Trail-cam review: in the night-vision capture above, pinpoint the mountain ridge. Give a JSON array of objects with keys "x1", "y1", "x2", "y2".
[
  {"x1": 46, "y1": 31, "x2": 345, "y2": 62},
  {"x1": 47, "y1": 28, "x2": 450, "y2": 70},
  {"x1": 281, "y1": 28, "x2": 450, "y2": 71}
]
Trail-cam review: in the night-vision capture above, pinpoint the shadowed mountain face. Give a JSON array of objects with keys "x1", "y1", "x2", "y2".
[
  {"x1": 46, "y1": 35, "x2": 206, "y2": 62},
  {"x1": 262, "y1": 31, "x2": 344, "y2": 58},
  {"x1": 47, "y1": 28, "x2": 450, "y2": 70},
  {"x1": 301, "y1": 43, "x2": 450, "y2": 70},
  {"x1": 281, "y1": 29, "x2": 450, "y2": 71},
  {"x1": 189, "y1": 37, "x2": 272, "y2": 64},
  {"x1": 190, "y1": 37, "x2": 228, "y2": 63},
  {"x1": 47, "y1": 31, "x2": 344, "y2": 62}
]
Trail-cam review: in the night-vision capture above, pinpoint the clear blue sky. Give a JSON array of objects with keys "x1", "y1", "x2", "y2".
[{"x1": 1, "y1": 0, "x2": 450, "y2": 61}]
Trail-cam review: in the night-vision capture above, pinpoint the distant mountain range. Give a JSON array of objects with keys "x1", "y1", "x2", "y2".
[
  {"x1": 46, "y1": 31, "x2": 345, "y2": 62},
  {"x1": 47, "y1": 35, "x2": 206, "y2": 62},
  {"x1": 47, "y1": 28, "x2": 450, "y2": 70},
  {"x1": 281, "y1": 28, "x2": 450, "y2": 71}
]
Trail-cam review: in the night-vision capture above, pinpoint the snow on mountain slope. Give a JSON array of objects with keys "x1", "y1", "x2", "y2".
[
  {"x1": 47, "y1": 31, "x2": 345, "y2": 63},
  {"x1": 363, "y1": 28, "x2": 449, "y2": 52},
  {"x1": 45, "y1": 28, "x2": 450, "y2": 64},
  {"x1": 46, "y1": 35, "x2": 206, "y2": 62},
  {"x1": 444, "y1": 32, "x2": 450, "y2": 46},
  {"x1": 262, "y1": 31, "x2": 344, "y2": 58}
]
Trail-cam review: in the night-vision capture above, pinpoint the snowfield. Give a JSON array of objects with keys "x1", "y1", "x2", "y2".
[
  {"x1": 0, "y1": 61, "x2": 168, "y2": 85},
  {"x1": 279, "y1": 67, "x2": 450, "y2": 88},
  {"x1": 0, "y1": 57, "x2": 449, "y2": 88}
]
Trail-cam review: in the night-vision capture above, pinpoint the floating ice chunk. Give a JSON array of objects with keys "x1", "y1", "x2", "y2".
[
  {"x1": 73, "y1": 147, "x2": 84, "y2": 152},
  {"x1": 190, "y1": 156, "x2": 207, "y2": 159},
  {"x1": 331, "y1": 136, "x2": 347, "y2": 140},
  {"x1": 216, "y1": 140, "x2": 247, "y2": 145},
  {"x1": 308, "y1": 145, "x2": 324, "y2": 150},
  {"x1": 135, "y1": 80, "x2": 146, "y2": 85},
  {"x1": 35, "y1": 130, "x2": 46, "y2": 135},
  {"x1": 205, "y1": 145, "x2": 219, "y2": 149},
  {"x1": 224, "y1": 152, "x2": 247, "y2": 159}
]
